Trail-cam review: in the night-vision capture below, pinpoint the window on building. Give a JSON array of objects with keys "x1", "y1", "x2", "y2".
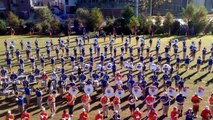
[
  {"x1": 21, "y1": 0, "x2": 24, "y2": 3},
  {"x1": 65, "y1": 0, "x2": 69, "y2": 5}
]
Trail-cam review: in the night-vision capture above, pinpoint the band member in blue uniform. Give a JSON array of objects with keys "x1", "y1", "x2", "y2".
[
  {"x1": 4, "y1": 40, "x2": 8, "y2": 50},
  {"x1": 65, "y1": 45, "x2": 69, "y2": 58},
  {"x1": 40, "y1": 56, "x2": 45, "y2": 69},
  {"x1": 120, "y1": 54, "x2": 124, "y2": 68},
  {"x1": 202, "y1": 47, "x2": 207, "y2": 62},
  {"x1": 185, "y1": 55, "x2": 190, "y2": 71},
  {"x1": 51, "y1": 57, "x2": 55, "y2": 71},
  {"x1": 79, "y1": 55, "x2": 84, "y2": 68},
  {"x1": 208, "y1": 56, "x2": 212, "y2": 73},
  {"x1": 113, "y1": 47, "x2": 117, "y2": 57},
  {"x1": 137, "y1": 47, "x2": 141, "y2": 59},
  {"x1": 176, "y1": 93, "x2": 186, "y2": 117},
  {"x1": 197, "y1": 56, "x2": 202, "y2": 72},
  {"x1": 55, "y1": 46, "x2": 60, "y2": 59},
  {"x1": 6, "y1": 57, "x2": 12, "y2": 73},
  {"x1": 30, "y1": 55, "x2": 35, "y2": 70},
  {"x1": 149, "y1": 38, "x2": 152, "y2": 47},
  {"x1": 160, "y1": 92, "x2": 171, "y2": 117},
  {"x1": 36, "y1": 47, "x2": 40, "y2": 59},
  {"x1": 61, "y1": 56, "x2": 65, "y2": 67},
  {"x1": 146, "y1": 46, "x2": 150, "y2": 58},
  {"x1": 15, "y1": 49, "x2": 20, "y2": 61}
]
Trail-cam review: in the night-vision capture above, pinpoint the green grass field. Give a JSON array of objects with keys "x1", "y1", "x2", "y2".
[{"x1": 0, "y1": 35, "x2": 213, "y2": 120}]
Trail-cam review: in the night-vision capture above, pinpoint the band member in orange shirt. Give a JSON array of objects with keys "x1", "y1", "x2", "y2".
[
  {"x1": 147, "y1": 108, "x2": 158, "y2": 120},
  {"x1": 170, "y1": 107, "x2": 179, "y2": 120},
  {"x1": 100, "y1": 94, "x2": 110, "y2": 118},
  {"x1": 47, "y1": 92, "x2": 57, "y2": 117},
  {"x1": 81, "y1": 94, "x2": 91, "y2": 113},
  {"x1": 201, "y1": 106, "x2": 212, "y2": 120},
  {"x1": 128, "y1": 94, "x2": 137, "y2": 114},
  {"x1": 61, "y1": 109, "x2": 70, "y2": 120},
  {"x1": 208, "y1": 93, "x2": 213, "y2": 114},
  {"x1": 191, "y1": 93, "x2": 202, "y2": 118},
  {"x1": 5, "y1": 110, "x2": 14, "y2": 120},
  {"x1": 132, "y1": 108, "x2": 142, "y2": 120},
  {"x1": 144, "y1": 94, "x2": 155, "y2": 112},
  {"x1": 40, "y1": 107, "x2": 48, "y2": 120},
  {"x1": 20, "y1": 110, "x2": 31, "y2": 120},
  {"x1": 112, "y1": 96, "x2": 121, "y2": 114},
  {"x1": 64, "y1": 92, "x2": 76, "y2": 117},
  {"x1": 79, "y1": 108, "x2": 89, "y2": 120},
  {"x1": 95, "y1": 110, "x2": 104, "y2": 120}
]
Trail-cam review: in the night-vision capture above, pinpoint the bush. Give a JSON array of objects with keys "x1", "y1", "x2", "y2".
[
  {"x1": 128, "y1": 16, "x2": 140, "y2": 34},
  {"x1": 24, "y1": 21, "x2": 35, "y2": 34},
  {"x1": 122, "y1": 5, "x2": 134, "y2": 24},
  {"x1": 172, "y1": 20, "x2": 181, "y2": 35},
  {"x1": 89, "y1": 8, "x2": 104, "y2": 31},
  {"x1": 75, "y1": 8, "x2": 90, "y2": 27},
  {"x1": 0, "y1": 19, "x2": 6, "y2": 35},
  {"x1": 7, "y1": 11, "x2": 21, "y2": 30},
  {"x1": 163, "y1": 12, "x2": 174, "y2": 35},
  {"x1": 51, "y1": 18, "x2": 61, "y2": 34},
  {"x1": 35, "y1": 23, "x2": 42, "y2": 33},
  {"x1": 35, "y1": 8, "x2": 52, "y2": 22},
  {"x1": 41, "y1": 21, "x2": 51, "y2": 34},
  {"x1": 204, "y1": 20, "x2": 213, "y2": 34},
  {"x1": 138, "y1": 13, "x2": 147, "y2": 34}
]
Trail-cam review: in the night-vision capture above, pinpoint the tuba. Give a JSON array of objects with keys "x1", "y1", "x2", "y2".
[
  {"x1": 181, "y1": 87, "x2": 190, "y2": 97},
  {"x1": 106, "y1": 63, "x2": 113, "y2": 70},
  {"x1": 115, "y1": 88, "x2": 125, "y2": 98},
  {"x1": 196, "y1": 86, "x2": 205, "y2": 96},
  {"x1": 162, "y1": 64, "x2": 171, "y2": 73},
  {"x1": 84, "y1": 84, "x2": 94, "y2": 95},
  {"x1": 96, "y1": 64, "x2": 102, "y2": 71},
  {"x1": 167, "y1": 86, "x2": 176, "y2": 97},
  {"x1": 132, "y1": 85, "x2": 142, "y2": 97},
  {"x1": 73, "y1": 66, "x2": 78, "y2": 71},
  {"x1": 68, "y1": 86, "x2": 79, "y2": 96},
  {"x1": 150, "y1": 63, "x2": 157, "y2": 72},
  {"x1": 105, "y1": 87, "x2": 114, "y2": 97},
  {"x1": 136, "y1": 62, "x2": 143, "y2": 71},
  {"x1": 148, "y1": 85, "x2": 158, "y2": 95},
  {"x1": 124, "y1": 61, "x2": 130, "y2": 69},
  {"x1": 84, "y1": 64, "x2": 90, "y2": 70}
]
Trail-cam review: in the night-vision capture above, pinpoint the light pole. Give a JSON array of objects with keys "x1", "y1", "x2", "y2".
[
  {"x1": 135, "y1": 0, "x2": 139, "y2": 18},
  {"x1": 150, "y1": 0, "x2": 152, "y2": 16}
]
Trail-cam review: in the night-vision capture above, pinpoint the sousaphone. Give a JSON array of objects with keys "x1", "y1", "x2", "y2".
[
  {"x1": 115, "y1": 88, "x2": 125, "y2": 98},
  {"x1": 84, "y1": 84, "x2": 94, "y2": 95},
  {"x1": 132, "y1": 85, "x2": 142, "y2": 97},
  {"x1": 68, "y1": 86, "x2": 79, "y2": 96}
]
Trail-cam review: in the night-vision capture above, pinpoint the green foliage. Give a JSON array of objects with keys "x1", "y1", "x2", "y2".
[
  {"x1": 41, "y1": 21, "x2": 51, "y2": 34},
  {"x1": 122, "y1": 6, "x2": 134, "y2": 23},
  {"x1": 163, "y1": 12, "x2": 174, "y2": 32},
  {"x1": 35, "y1": 8, "x2": 52, "y2": 22},
  {"x1": 191, "y1": 6, "x2": 208, "y2": 34},
  {"x1": 0, "y1": 19, "x2": 6, "y2": 35},
  {"x1": 128, "y1": 16, "x2": 140, "y2": 34},
  {"x1": 75, "y1": 8, "x2": 90, "y2": 27},
  {"x1": 35, "y1": 23, "x2": 42, "y2": 33},
  {"x1": 65, "y1": 18, "x2": 72, "y2": 27},
  {"x1": 155, "y1": 13, "x2": 162, "y2": 28},
  {"x1": 172, "y1": 20, "x2": 180, "y2": 35},
  {"x1": 146, "y1": 16, "x2": 153, "y2": 34},
  {"x1": 183, "y1": 2, "x2": 196, "y2": 23},
  {"x1": 89, "y1": 8, "x2": 104, "y2": 31},
  {"x1": 138, "y1": 13, "x2": 147, "y2": 33},
  {"x1": 7, "y1": 11, "x2": 20, "y2": 29},
  {"x1": 51, "y1": 18, "x2": 61, "y2": 34},
  {"x1": 204, "y1": 20, "x2": 213, "y2": 34}
]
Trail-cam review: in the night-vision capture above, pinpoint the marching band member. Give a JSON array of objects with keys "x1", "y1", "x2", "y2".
[
  {"x1": 200, "y1": 106, "x2": 212, "y2": 120},
  {"x1": 95, "y1": 110, "x2": 104, "y2": 120},
  {"x1": 175, "y1": 93, "x2": 186, "y2": 116},
  {"x1": 114, "y1": 47, "x2": 117, "y2": 57},
  {"x1": 149, "y1": 38, "x2": 153, "y2": 47},
  {"x1": 5, "y1": 50, "x2": 10, "y2": 59},
  {"x1": 137, "y1": 47, "x2": 141, "y2": 59},
  {"x1": 15, "y1": 49, "x2": 20, "y2": 61},
  {"x1": 97, "y1": 45, "x2": 101, "y2": 57},
  {"x1": 183, "y1": 45, "x2": 187, "y2": 60},
  {"x1": 208, "y1": 93, "x2": 213, "y2": 114},
  {"x1": 6, "y1": 57, "x2": 12, "y2": 73},
  {"x1": 4, "y1": 40, "x2": 8, "y2": 50},
  {"x1": 35, "y1": 88, "x2": 43, "y2": 108},
  {"x1": 50, "y1": 57, "x2": 55, "y2": 71},
  {"x1": 198, "y1": 39, "x2": 202, "y2": 51},
  {"x1": 112, "y1": 95, "x2": 121, "y2": 114},
  {"x1": 124, "y1": 40, "x2": 128, "y2": 54},
  {"x1": 16, "y1": 93, "x2": 25, "y2": 114},
  {"x1": 208, "y1": 56, "x2": 213, "y2": 73},
  {"x1": 177, "y1": 78, "x2": 184, "y2": 92},
  {"x1": 120, "y1": 54, "x2": 124, "y2": 68},
  {"x1": 165, "y1": 45, "x2": 170, "y2": 58},
  {"x1": 129, "y1": 46, "x2": 133, "y2": 57},
  {"x1": 41, "y1": 71, "x2": 48, "y2": 89},
  {"x1": 29, "y1": 55, "x2": 35, "y2": 70},
  {"x1": 132, "y1": 108, "x2": 142, "y2": 120},
  {"x1": 79, "y1": 108, "x2": 89, "y2": 120},
  {"x1": 36, "y1": 47, "x2": 40, "y2": 59},
  {"x1": 184, "y1": 107, "x2": 194, "y2": 120},
  {"x1": 47, "y1": 80, "x2": 54, "y2": 93},
  {"x1": 170, "y1": 107, "x2": 179, "y2": 120},
  {"x1": 81, "y1": 93, "x2": 91, "y2": 113},
  {"x1": 104, "y1": 45, "x2": 108, "y2": 58},
  {"x1": 61, "y1": 56, "x2": 65, "y2": 67},
  {"x1": 128, "y1": 78, "x2": 135, "y2": 93},
  {"x1": 20, "y1": 110, "x2": 31, "y2": 120},
  {"x1": 65, "y1": 45, "x2": 69, "y2": 58},
  {"x1": 176, "y1": 55, "x2": 181, "y2": 71},
  {"x1": 47, "y1": 91, "x2": 57, "y2": 117},
  {"x1": 191, "y1": 93, "x2": 202, "y2": 118},
  {"x1": 144, "y1": 94, "x2": 155, "y2": 112},
  {"x1": 160, "y1": 92, "x2": 171, "y2": 117},
  {"x1": 121, "y1": 46, "x2": 124, "y2": 55},
  {"x1": 166, "y1": 54, "x2": 171, "y2": 65},
  {"x1": 40, "y1": 56, "x2": 45, "y2": 69},
  {"x1": 149, "y1": 54, "x2": 154, "y2": 65},
  {"x1": 46, "y1": 47, "x2": 51, "y2": 59},
  {"x1": 197, "y1": 56, "x2": 202, "y2": 72},
  {"x1": 147, "y1": 108, "x2": 158, "y2": 120},
  {"x1": 101, "y1": 77, "x2": 109, "y2": 93},
  {"x1": 61, "y1": 109, "x2": 70, "y2": 120},
  {"x1": 112, "y1": 110, "x2": 121, "y2": 120},
  {"x1": 70, "y1": 54, "x2": 75, "y2": 68},
  {"x1": 100, "y1": 94, "x2": 110, "y2": 118},
  {"x1": 40, "y1": 107, "x2": 48, "y2": 120},
  {"x1": 63, "y1": 92, "x2": 76, "y2": 117},
  {"x1": 157, "y1": 55, "x2": 162, "y2": 66},
  {"x1": 55, "y1": 46, "x2": 60, "y2": 59},
  {"x1": 184, "y1": 55, "x2": 190, "y2": 71},
  {"x1": 24, "y1": 85, "x2": 31, "y2": 106},
  {"x1": 128, "y1": 94, "x2": 137, "y2": 114},
  {"x1": 58, "y1": 76, "x2": 66, "y2": 96},
  {"x1": 5, "y1": 110, "x2": 14, "y2": 120},
  {"x1": 202, "y1": 47, "x2": 207, "y2": 61}
]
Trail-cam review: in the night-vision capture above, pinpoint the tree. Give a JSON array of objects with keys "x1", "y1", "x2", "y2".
[
  {"x1": 163, "y1": 12, "x2": 174, "y2": 35},
  {"x1": 89, "y1": 8, "x2": 104, "y2": 31},
  {"x1": 0, "y1": 19, "x2": 6, "y2": 35},
  {"x1": 138, "y1": 0, "x2": 172, "y2": 12},
  {"x1": 122, "y1": 5, "x2": 134, "y2": 23},
  {"x1": 75, "y1": 8, "x2": 90, "y2": 27},
  {"x1": 146, "y1": 16, "x2": 153, "y2": 34},
  {"x1": 183, "y1": 2, "x2": 196, "y2": 23},
  {"x1": 155, "y1": 13, "x2": 162, "y2": 28},
  {"x1": 35, "y1": 7, "x2": 52, "y2": 22},
  {"x1": 138, "y1": 13, "x2": 147, "y2": 33},
  {"x1": 51, "y1": 18, "x2": 61, "y2": 34},
  {"x1": 7, "y1": 11, "x2": 20, "y2": 29},
  {"x1": 35, "y1": 23, "x2": 42, "y2": 33},
  {"x1": 41, "y1": 21, "x2": 51, "y2": 34},
  {"x1": 204, "y1": 20, "x2": 213, "y2": 34},
  {"x1": 128, "y1": 16, "x2": 140, "y2": 34},
  {"x1": 191, "y1": 6, "x2": 208, "y2": 34}
]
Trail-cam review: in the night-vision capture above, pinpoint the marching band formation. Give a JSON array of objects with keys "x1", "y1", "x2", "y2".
[{"x1": 2, "y1": 34, "x2": 213, "y2": 120}]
